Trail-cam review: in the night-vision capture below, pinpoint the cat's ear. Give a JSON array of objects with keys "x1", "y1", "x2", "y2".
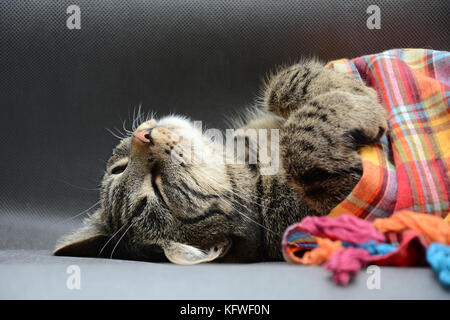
[
  {"x1": 54, "y1": 211, "x2": 110, "y2": 258},
  {"x1": 162, "y1": 241, "x2": 226, "y2": 265}
]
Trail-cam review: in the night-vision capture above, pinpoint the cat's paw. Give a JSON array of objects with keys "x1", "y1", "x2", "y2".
[
  {"x1": 342, "y1": 103, "x2": 388, "y2": 149},
  {"x1": 309, "y1": 90, "x2": 388, "y2": 150},
  {"x1": 264, "y1": 62, "x2": 323, "y2": 119},
  {"x1": 345, "y1": 125, "x2": 386, "y2": 148}
]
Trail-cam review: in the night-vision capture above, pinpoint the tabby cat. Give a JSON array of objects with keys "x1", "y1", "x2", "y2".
[{"x1": 54, "y1": 59, "x2": 387, "y2": 263}]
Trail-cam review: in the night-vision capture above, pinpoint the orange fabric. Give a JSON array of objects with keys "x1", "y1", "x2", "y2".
[
  {"x1": 445, "y1": 213, "x2": 450, "y2": 224},
  {"x1": 328, "y1": 146, "x2": 390, "y2": 219},
  {"x1": 300, "y1": 238, "x2": 343, "y2": 265},
  {"x1": 372, "y1": 211, "x2": 450, "y2": 245}
]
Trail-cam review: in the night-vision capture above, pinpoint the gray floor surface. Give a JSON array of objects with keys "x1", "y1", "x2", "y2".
[{"x1": 1, "y1": 212, "x2": 449, "y2": 299}]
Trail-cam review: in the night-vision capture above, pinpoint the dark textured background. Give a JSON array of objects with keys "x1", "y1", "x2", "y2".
[{"x1": 1, "y1": 0, "x2": 449, "y2": 232}]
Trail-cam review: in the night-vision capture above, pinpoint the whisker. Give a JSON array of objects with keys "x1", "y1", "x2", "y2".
[
  {"x1": 139, "y1": 104, "x2": 146, "y2": 124},
  {"x1": 131, "y1": 106, "x2": 139, "y2": 132},
  {"x1": 58, "y1": 200, "x2": 101, "y2": 223},
  {"x1": 106, "y1": 127, "x2": 125, "y2": 140},
  {"x1": 122, "y1": 119, "x2": 134, "y2": 136},
  {"x1": 113, "y1": 127, "x2": 129, "y2": 139},
  {"x1": 57, "y1": 179, "x2": 101, "y2": 192},
  {"x1": 110, "y1": 222, "x2": 135, "y2": 259},
  {"x1": 98, "y1": 223, "x2": 127, "y2": 256}
]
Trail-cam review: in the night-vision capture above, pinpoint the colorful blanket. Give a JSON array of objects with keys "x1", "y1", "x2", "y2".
[
  {"x1": 328, "y1": 48, "x2": 449, "y2": 220},
  {"x1": 282, "y1": 49, "x2": 450, "y2": 285}
]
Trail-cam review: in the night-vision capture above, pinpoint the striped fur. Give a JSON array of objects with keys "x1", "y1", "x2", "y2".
[{"x1": 55, "y1": 57, "x2": 393, "y2": 262}]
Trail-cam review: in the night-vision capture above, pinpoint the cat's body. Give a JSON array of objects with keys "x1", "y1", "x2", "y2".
[{"x1": 55, "y1": 59, "x2": 387, "y2": 263}]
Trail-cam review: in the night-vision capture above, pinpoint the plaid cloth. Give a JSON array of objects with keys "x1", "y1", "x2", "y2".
[{"x1": 325, "y1": 49, "x2": 450, "y2": 220}]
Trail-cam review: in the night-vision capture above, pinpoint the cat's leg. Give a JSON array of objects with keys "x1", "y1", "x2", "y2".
[{"x1": 264, "y1": 62, "x2": 388, "y2": 214}]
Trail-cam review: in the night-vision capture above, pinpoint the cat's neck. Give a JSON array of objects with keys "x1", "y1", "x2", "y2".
[
  {"x1": 230, "y1": 164, "x2": 314, "y2": 260},
  {"x1": 254, "y1": 171, "x2": 317, "y2": 260}
]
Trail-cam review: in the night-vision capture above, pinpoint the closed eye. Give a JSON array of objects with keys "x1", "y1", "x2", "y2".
[{"x1": 111, "y1": 163, "x2": 127, "y2": 175}]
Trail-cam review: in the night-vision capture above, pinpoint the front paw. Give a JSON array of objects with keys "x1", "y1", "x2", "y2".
[
  {"x1": 309, "y1": 90, "x2": 388, "y2": 149},
  {"x1": 344, "y1": 107, "x2": 388, "y2": 148},
  {"x1": 345, "y1": 124, "x2": 386, "y2": 148},
  {"x1": 264, "y1": 61, "x2": 324, "y2": 119}
]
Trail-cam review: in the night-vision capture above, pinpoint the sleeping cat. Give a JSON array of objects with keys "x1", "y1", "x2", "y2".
[{"x1": 54, "y1": 59, "x2": 388, "y2": 263}]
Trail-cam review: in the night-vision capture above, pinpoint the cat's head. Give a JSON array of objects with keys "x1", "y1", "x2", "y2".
[{"x1": 54, "y1": 115, "x2": 262, "y2": 263}]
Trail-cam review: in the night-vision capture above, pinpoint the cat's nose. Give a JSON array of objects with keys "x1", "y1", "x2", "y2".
[{"x1": 134, "y1": 128, "x2": 154, "y2": 145}]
